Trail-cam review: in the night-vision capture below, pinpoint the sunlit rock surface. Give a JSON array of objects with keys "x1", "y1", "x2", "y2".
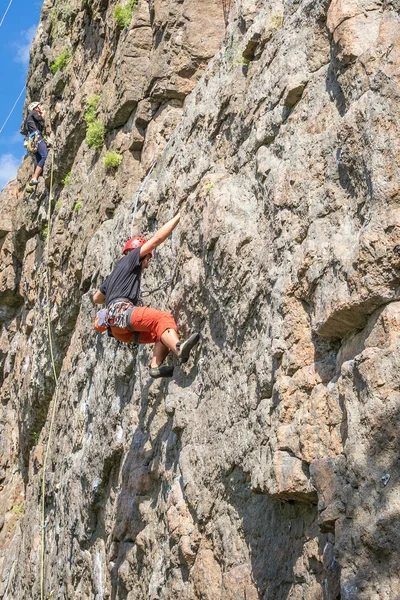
[{"x1": 1, "y1": 0, "x2": 400, "y2": 598}]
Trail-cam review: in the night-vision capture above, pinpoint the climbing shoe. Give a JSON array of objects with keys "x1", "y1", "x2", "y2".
[
  {"x1": 149, "y1": 365, "x2": 175, "y2": 379},
  {"x1": 177, "y1": 332, "x2": 200, "y2": 364},
  {"x1": 26, "y1": 180, "x2": 38, "y2": 195}
]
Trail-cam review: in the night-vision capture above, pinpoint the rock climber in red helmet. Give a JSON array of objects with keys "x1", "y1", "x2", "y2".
[{"x1": 93, "y1": 212, "x2": 199, "y2": 378}]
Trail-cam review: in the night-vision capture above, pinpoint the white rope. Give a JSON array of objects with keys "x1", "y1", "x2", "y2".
[
  {"x1": 0, "y1": 0, "x2": 13, "y2": 28},
  {"x1": 130, "y1": 160, "x2": 157, "y2": 237},
  {"x1": 0, "y1": 84, "x2": 26, "y2": 135},
  {"x1": 129, "y1": 131, "x2": 178, "y2": 234}
]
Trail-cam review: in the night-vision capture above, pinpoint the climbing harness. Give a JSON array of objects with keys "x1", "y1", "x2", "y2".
[
  {"x1": 25, "y1": 131, "x2": 41, "y2": 153},
  {"x1": 107, "y1": 299, "x2": 136, "y2": 330},
  {"x1": 95, "y1": 300, "x2": 141, "y2": 343}
]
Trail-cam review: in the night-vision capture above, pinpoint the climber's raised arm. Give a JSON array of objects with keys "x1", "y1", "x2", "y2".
[{"x1": 139, "y1": 212, "x2": 181, "y2": 257}]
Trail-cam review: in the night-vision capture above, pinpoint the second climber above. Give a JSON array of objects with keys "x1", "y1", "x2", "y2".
[
  {"x1": 25, "y1": 101, "x2": 50, "y2": 194},
  {"x1": 93, "y1": 212, "x2": 200, "y2": 379}
]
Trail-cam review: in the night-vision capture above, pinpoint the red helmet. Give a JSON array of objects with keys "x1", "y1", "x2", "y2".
[{"x1": 122, "y1": 236, "x2": 152, "y2": 256}]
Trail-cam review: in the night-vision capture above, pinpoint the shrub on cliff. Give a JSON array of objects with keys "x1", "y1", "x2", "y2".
[
  {"x1": 104, "y1": 151, "x2": 123, "y2": 169},
  {"x1": 86, "y1": 120, "x2": 105, "y2": 148},
  {"x1": 85, "y1": 94, "x2": 100, "y2": 125},
  {"x1": 50, "y1": 49, "x2": 70, "y2": 74},
  {"x1": 84, "y1": 95, "x2": 105, "y2": 148},
  {"x1": 113, "y1": 0, "x2": 137, "y2": 28}
]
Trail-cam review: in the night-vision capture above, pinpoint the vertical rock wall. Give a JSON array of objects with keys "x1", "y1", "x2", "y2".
[{"x1": 1, "y1": 0, "x2": 400, "y2": 598}]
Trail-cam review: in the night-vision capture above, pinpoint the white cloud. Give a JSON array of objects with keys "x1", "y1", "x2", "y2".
[
  {"x1": 0, "y1": 153, "x2": 20, "y2": 191},
  {"x1": 14, "y1": 25, "x2": 37, "y2": 65},
  {"x1": 0, "y1": 131, "x2": 23, "y2": 145}
]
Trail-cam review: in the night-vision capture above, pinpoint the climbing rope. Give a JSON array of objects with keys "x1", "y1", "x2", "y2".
[
  {"x1": 221, "y1": 0, "x2": 232, "y2": 26},
  {"x1": 0, "y1": 84, "x2": 26, "y2": 135},
  {"x1": 129, "y1": 129, "x2": 179, "y2": 235},
  {"x1": 130, "y1": 160, "x2": 157, "y2": 237},
  {"x1": 0, "y1": 0, "x2": 13, "y2": 28},
  {"x1": 39, "y1": 149, "x2": 60, "y2": 600}
]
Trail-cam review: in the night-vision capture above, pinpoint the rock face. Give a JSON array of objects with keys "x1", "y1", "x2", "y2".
[{"x1": 1, "y1": 0, "x2": 400, "y2": 598}]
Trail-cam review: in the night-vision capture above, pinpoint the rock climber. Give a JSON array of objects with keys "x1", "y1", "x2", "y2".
[
  {"x1": 93, "y1": 212, "x2": 200, "y2": 378},
  {"x1": 24, "y1": 102, "x2": 50, "y2": 194}
]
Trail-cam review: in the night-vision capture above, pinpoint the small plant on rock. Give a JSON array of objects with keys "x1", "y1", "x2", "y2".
[
  {"x1": 74, "y1": 201, "x2": 82, "y2": 211},
  {"x1": 62, "y1": 171, "x2": 72, "y2": 186},
  {"x1": 50, "y1": 48, "x2": 70, "y2": 74},
  {"x1": 41, "y1": 224, "x2": 49, "y2": 241},
  {"x1": 86, "y1": 120, "x2": 105, "y2": 148},
  {"x1": 113, "y1": 0, "x2": 137, "y2": 28},
  {"x1": 12, "y1": 503, "x2": 25, "y2": 516},
  {"x1": 84, "y1": 95, "x2": 105, "y2": 148},
  {"x1": 205, "y1": 182, "x2": 215, "y2": 195},
  {"x1": 85, "y1": 94, "x2": 100, "y2": 125},
  {"x1": 31, "y1": 431, "x2": 39, "y2": 445},
  {"x1": 104, "y1": 151, "x2": 123, "y2": 169}
]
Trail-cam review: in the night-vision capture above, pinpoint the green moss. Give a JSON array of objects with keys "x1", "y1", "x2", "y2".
[
  {"x1": 31, "y1": 431, "x2": 39, "y2": 445},
  {"x1": 55, "y1": 200, "x2": 62, "y2": 210},
  {"x1": 74, "y1": 201, "x2": 82, "y2": 212},
  {"x1": 85, "y1": 94, "x2": 100, "y2": 125},
  {"x1": 104, "y1": 151, "x2": 123, "y2": 168},
  {"x1": 12, "y1": 503, "x2": 25, "y2": 516},
  {"x1": 86, "y1": 119, "x2": 105, "y2": 148},
  {"x1": 41, "y1": 224, "x2": 49, "y2": 241},
  {"x1": 62, "y1": 171, "x2": 72, "y2": 186},
  {"x1": 50, "y1": 49, "x2": 70, "y2": 74},
  {"x1": 113, "y1": 0, "x2": 137, "y2": 28}
]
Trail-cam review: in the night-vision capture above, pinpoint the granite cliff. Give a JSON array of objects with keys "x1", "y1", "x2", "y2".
[{"x1": 1, "y1": 0, "x2": 400, "y2": 598}]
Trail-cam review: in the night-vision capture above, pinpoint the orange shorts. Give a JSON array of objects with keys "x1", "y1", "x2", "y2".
[{"x1": 110, "y1": 306, "x2": 177, "y2": 344}]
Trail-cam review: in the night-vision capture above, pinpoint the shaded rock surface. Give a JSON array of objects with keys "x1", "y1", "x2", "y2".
[{"x1": 1, "y1": 0, "x2": 400, "y2": 598}]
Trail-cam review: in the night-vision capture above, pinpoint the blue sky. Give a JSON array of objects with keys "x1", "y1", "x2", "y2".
[{"x1": 0, "y1": 0, "x2": 43, "y2": 191}]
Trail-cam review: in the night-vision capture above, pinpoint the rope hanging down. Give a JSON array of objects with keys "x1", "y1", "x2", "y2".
[
  {"x1": 39, "y1": 150, "x2": 61, "y2": 600},
  {"x1": 0, "y1": 85, "x2": 26, "y2": 135}
]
